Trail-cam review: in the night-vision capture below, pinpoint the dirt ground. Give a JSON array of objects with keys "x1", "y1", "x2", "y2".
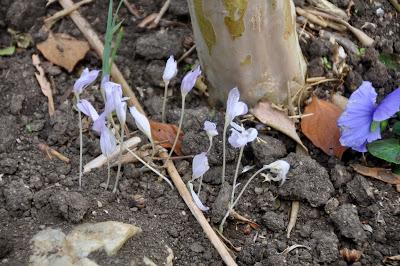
[{"x1": 0, "y1": 0, "x2": 399, "y2": 265}]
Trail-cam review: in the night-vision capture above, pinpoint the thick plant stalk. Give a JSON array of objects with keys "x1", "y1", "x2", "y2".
[{"x1": 187, "y1": 0, "x2": 306, "y2": 106}]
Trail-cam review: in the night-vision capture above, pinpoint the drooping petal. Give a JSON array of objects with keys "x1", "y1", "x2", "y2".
[
  {"x1": 73, "y1": 68, "x2": 100, "y2": 94},
  {"x1": 230, "y1": 121, "x2": 244, "y2": 132},
  {"x1": 77, "y1": 99, "x2": 99, "y2": 121},
  {"x1": 228, "y1": 129, "x2": 248, "y2": 148},
  {"x1": 246, "y1": 128, "x2": 258, "y2": 143},
  {"x1": 112, "y1": 89, "x2": 127, "y2": 125},
  {"x1": 92, "y1": 112, "x2": 106, "y2": 134},
  {"x1": 162, "y1": 55, "x2": 178, "y2": 83},
  {"x1": 203, "y1": 121, "x2": 218, "y2": 138},
  {"x1": 226, "y1": 87, "x2": 248, "y2": 123},
  {"x1": 181, "y1": 66, "x2": 201, "y2": 96},
  {"x1": 129, "y1": 106, "x2": 152, "y2": 141},
  {"x1": 373, "y1": 88, "x2": 400, "y2": 121},
  {"x1": 188, "y1": 182, "x2": 209, "y2": 212},
  {"x1": 337, "y1": 81, "x2": 380, "y2": 151},
  {"x1": 100, "y1": 126, "x2": 117, "y2": 157},
  {"x1": 192, "y1": 152, "x2": 210, "y2": 179}
]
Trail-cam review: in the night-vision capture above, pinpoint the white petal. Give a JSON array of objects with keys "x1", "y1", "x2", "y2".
[
  {"x1": 77, "y1": 99, "x2": 99, "y2": 121},
  {"x1": 264, "y1": 160, "x2": 290, "y2": 185},
  {"x1": 129, "y1": 107, "x2": 152, "y2": 141},
  {"x1": 162, "y1": 55, "x2": 178, "y2": 82},
  {"x1": 192, "y1": 152, "x2": 210, "y2": 179},
  {"x1": 230, "y1": 121, "x2": 244, "y2": 132},
  {"x1": 100, "y1": 127, "x2": 117, "y2": 157},
  {"x1": 188, "y1": 182, "x2": 209, "y2": 211},
  {"x1": 245, "y1": 128, "x2": 258, "y2": 143},
  {"x1": 204, "y1": 121, "x2": 218, "y2": 137}
]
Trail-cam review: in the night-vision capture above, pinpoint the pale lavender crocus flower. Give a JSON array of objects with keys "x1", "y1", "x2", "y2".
[
  {"x1": 103, "y1": 81, "x2": 123, "y2": 115},
  {"x1": 338, "y1": 81, "x2": 400, "y2": 152},
  {"x1": 204, "y1": 121, "x2": 218, "y2": 152},
  {"x1": 228, "y1": 122, "x2": 258, "y2": 149},
  {"x1": 77, "y1": 99, "x2": 99, "y2": 121},
  {"x1": 162, "y1": 55, "x2": 178, "y2": 83},
  {"x1": 225, "y1": 87, "x2": 248, "y2": 124},
  {"x1": 192, "y1": 152, "x2": 210, "y2": 180},
  {"x1": 100, "y1": 125, "x2": 117, "y2": 157},
  {"x1": 73, "y1": 68, "x2": 100, "y2": 94},
  {"x1": 181, "y1": 66, "x2": 201, "y2": 97}
]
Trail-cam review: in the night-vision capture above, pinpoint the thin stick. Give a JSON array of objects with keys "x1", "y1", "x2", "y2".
[
  {"x1": 388, "y1": 0, "x2": 400, "y2": 12},
  {"x1": 177, "y1": 44, "x2": 196, "y2": 63},
  {"x1": 44, "y1": 0, "x2": 93, "y2": 28},
  {"x1": 57, "y1": 0, "x2": 144, "y2": 114},
  {"x1": 123, "y1": 0, "x2": 141, "y2": 18},
  {"x1": 287, "y1": 201, "x2": 300, "y2": 238},
  {"x1": 154, "y1": 0, "x2": 171, "y2": 25}
]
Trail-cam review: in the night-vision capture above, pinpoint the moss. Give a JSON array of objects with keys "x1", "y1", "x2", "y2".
[
  {"x1": 193, "y1": 0, "x2": 216, "y2": 54},
  {"x1": 223, "y1": 0, "x2": 248, "y2": 39}
]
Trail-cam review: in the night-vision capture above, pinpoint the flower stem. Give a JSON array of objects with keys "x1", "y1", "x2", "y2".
[
  {"x1": 207, "y1": 136, "x2": 213, "y2": 153},
  {"x1": 125, "y1": 147, "x2": 174, "y2": 189},
  {"x1": 75, "y1": 93, "x2": 83, "y2": 189},
  {"x1": 197, "y1": 175, "x2": 203, "y2": 195},
  {"x1": 166, "y1": 96, "x2": 185, "y2": 165},
  {"x1": 105, "y1": 157, "x2": 110, "y2": 190},
  {"x1": 112, "y1": 124, "x2": 125, "y2": 193},
  {"x1": 230, "y1": 146, "x2": 244, "y2": 205},
  {"x1": 221, "y1": 122, "x2": 228, "y2": 184},
  {"x1": 161, "y1": 81, "x2": 169, "y2": 123}
]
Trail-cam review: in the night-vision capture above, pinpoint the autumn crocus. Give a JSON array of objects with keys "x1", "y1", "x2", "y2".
[
  {"x1": 221, "y1": 87, "x2": 248, "y2": 184},
  {"x1": 219, "y1": 123, "x2": 257, "y2": 232},
  {"x1": 338, "y1": 81, "x2": 400, "y2": 152},
  {"x1": 189, "y1": 152, "x2": 210, "y2": 212},
  {"x1": 73, "y1": 68, "x2": 100, "y2": 188},
  {"x1": 161, "y1": 55, "x2": 178, "y2": 123},
  {"x1": 204, "y1": 121, "x2": 218, "y2": 152},
  {"x1": 165, "y1": 66, "x2": 201, "y2": 164}
]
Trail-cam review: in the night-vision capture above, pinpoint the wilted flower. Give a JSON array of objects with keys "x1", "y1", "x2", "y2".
[
  {"x1": 162, "y1": 55, "x2": 178, "y2": 83},
  {"x1": 103, "y1": 81, "x2": 123, "y2": 115},
  {"x1": 73, "y1": 68, "x2": 100, "y2": 94},
  {"x1": 263, "y1": 160, "x2": 290, "y2": 186},
  {"x1": 112, "y1": 88, "x2": 127, "y2": 125},
  {"x1": 188, "y1": 182, "x2": 209, "y2": 212},
  {"x1": 181, "y1": 66, "x2": 201, "y2": 96},
  {"x1": 204, "y1": 121, "x2": 218, "y2": 138},
  {"x1": 129, "y1": 106, "x2": 152, "y2": 142},
  {"x1": 338, "y1": 81, "x2": 400, "y2": 152},
  {"x1": 226, "y1": 87, "x2": 248, "y2": 124},
  {"x1": 100, "y1": 126, "x2": 117, "y2": 157},
  {"x1": 77, "y1": 99, "x2": 99, "y2": 121},
  {"x1": 228, "y1": 122, "x2": 257, "y2": 148},
  {"x1": 192, "y1": 152, "x2": 210, "y2": 179}
]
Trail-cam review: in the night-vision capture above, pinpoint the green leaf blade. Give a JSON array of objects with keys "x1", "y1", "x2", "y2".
[{"x1": 368, "y1": 139, "x2": 400, "y2": 164}]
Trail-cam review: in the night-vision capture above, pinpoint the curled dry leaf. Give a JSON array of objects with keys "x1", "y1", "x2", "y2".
[
  {"x1": 340, "y1": 248, "x2": 362, "y2": 263},
  {"x1": 32, "y1": 54, "x2": 55, "y2": 116},
  {"x1": 301, "y1": 96, "x2": 346, "y2": 159},
  {"x1": 352, "y1": 164, "x2": 400, "y2": 185},
  {"x1": 36, "y1": 33, "x2": 90, "y2": 72},
  {"x1": 251, "y1": 101, "x2": 307, "y2": 151},
  {"x1": 150, "y1": 121, "x2": 184, "y2": 155}
]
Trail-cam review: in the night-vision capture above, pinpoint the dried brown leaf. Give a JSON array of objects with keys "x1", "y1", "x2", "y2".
[
  {"x1": 352, "y1": 164, "x2": 400, "y2": 185},
  {"x1": 301, "y1": 96, "x2": 346, "y2": 158},
  {"x1": 340, "y1": 248, "x2": 362, "y2": 263},
  {"x1": 36, "y1": 33, "x2": 90, "y2": 72},
  {"x1": 251, "y1": 101, "x2": 307, "y2": 151},
  {"x1": 150, "y1": 121, "x2": 184, "y2": 155},
  {"x1": 32, "y1": 54, "x2": 55, "y2": 116}
]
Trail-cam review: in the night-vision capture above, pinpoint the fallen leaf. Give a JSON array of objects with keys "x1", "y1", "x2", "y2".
[
  {"x1": 301, "y1": 96, "x2": 346, "y2": 158},
  {"x1": 0, "y1": 46, "x2": 15, "y2": 56},
  {"x1": 384, "y1": 255, "x2": 400, "y2": 263},
  {"x1": 36, "y1": 33, "x2": 90, "y2": 72},
  {"x1": 340, "y1": 248, "x2": 362, "y2": 263},
  {"x1": 32, "y1": 54, "x2": 55, "y2": 116},
  {"x1": 331, "y1": 92, "x2": 348, "y2": 110},
  {"x1": 150, "y1": 121, "x2": 184, "y2": 155},
  {"x1": 352, "y1": 164, "x2": 400, "y2": 185},
  {"x1": 251, "y1": 101, "x2": 307, "y2": 151}
]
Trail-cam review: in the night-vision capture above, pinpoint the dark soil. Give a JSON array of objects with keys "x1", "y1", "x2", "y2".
[{"x1": 1, "y1": 0, "x2": 399, "y2": 265}]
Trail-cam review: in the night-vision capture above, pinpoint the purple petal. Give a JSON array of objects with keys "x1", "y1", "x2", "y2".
[
  {"x1": 181, "y1": 66, "x2": 201, "y2": 95},
  {"x1": 104, "y1": 81, "x2": 123, "y2": 116},
  {"x1": 226, "y1": 87, "x2": 248, "y2": 123},
  {"x1": 373, "y1": 88, "x2": 400, "y2": 121},
  {"x1": 230, "y1": 122, "x2": 243, "y2": 132},
  {"x1": 203, "y1": 121, "x2": 218, "y2": 137},
  {"x1": 192, "y1": 152, "x2": 210, "y2": 179},
  {"x1": 113, "y1": 89, "x2": 126, "y2": 124},
  {"x1": 245, "y1": 128, "x2": 258, "y2": 142},
  {"x1": 100, "y1": 127, "x2": 117, "y2": 157},
  {"x1": 188, "y1": 182, "x2": 209, "y2": 212},
  {"x1": 228, "y1": 129, "x2": 247, "y2": 148},
  {"x1": 77, "y1": 99, "x2": 99, "y2": 121},
  {"x1": 92, "y1": 112, "x2": 106, "y2": 134},
  {"x1": 73, "y1": 68, "x2": 100, "y2": 94}
]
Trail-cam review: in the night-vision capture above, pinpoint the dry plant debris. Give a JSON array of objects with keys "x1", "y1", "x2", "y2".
[
  {"x1": 36, "y1": 33, "x2": 90, "y2": 72},
  {"x1": 32, "y1": 54, "x2": 55, "y2": 116},
  {"x1": 38, "y1": 143, "x2": 70, "y2": 163},
  {"x1": 301, "y1": 96, "x2": 347, "y2": 159},
  {"x1": 352, "y1": 164, "x2": 400, "y2": 185},
  {"x1": 150, "y1": 121, "x2": 184, "y2": 155}
]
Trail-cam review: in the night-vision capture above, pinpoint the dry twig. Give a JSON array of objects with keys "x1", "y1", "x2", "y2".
[
  {"x1": 32, "y1": 54, "x2": 55, "y2": 117},
  {"x1": 287, "y1": 201, "x2": 300, "y2": 238},
  {"x1": 38, "y1": 143, "x2": 70, "y2": 163},
  {"x1": 44, "y1": 0, "x2": 93, "y2": 28}
]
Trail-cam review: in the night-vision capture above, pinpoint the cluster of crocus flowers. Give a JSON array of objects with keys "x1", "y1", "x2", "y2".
[{"x1": 338, "y1": 81, "x2": 400, "y2": 152}]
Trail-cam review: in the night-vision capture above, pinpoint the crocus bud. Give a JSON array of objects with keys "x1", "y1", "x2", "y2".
[
  {"x1": 226, "y1": 87, "x2": 248, "y2": 124},
  {"x1": 129, "y1": 106, "x2": 152, "y2": 142},
  {"x1": 73, "y1": 68, "x2": 100, "y2": 94},
  {"x1": 162, "y1": 55, "x2": 178, "y2": 83},
  {"x1": 204, "y1": 121, "x2": 218, "y2": 138},
  {"x1": 192, "y1": 152, "x2": 210, "y2": 179},
  {"x1": 228, "y1": 122, "x2": 257, "y2": 148},
  {"x1": 181, "y1": 66, "x2": 201, "y2": 96}
]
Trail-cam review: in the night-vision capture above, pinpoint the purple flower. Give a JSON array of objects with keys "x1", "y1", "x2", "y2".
[
  {"x1": 181, "y1": 66, "x2": 201, "y2": 96},
  {"x1": 77, "y1": 99, "x2": 99, "y2": 121},
  {"x1": 226, "y1": 87, "x2": 248, "y2": 124},
  {"x1": 192, "y1": 152, "x2": 210, "y2": 179},
  {"x1": 163, "y1": 55, "x2": 178, "y2": 83},
  {"x1": 92, "y1": 112, "x2": 106, "y2": 134},
  {"x1": 104, "y1": 81, "x2": 123, "y2": 115},
  {"x1": 73, "y1": 68, "x2": 100, "y2": 94},
  {"x1": 338, "y1": 81, "x2": 400, "y2": 152},
  {"x1": 228, "y1": 122, "x2": 257, "y2": 148},
  {"x1": 100, "y1": 126, "x2": 117, "y2": 157},
  {"x1": 112, "y1": 88, "x2": 127, "y2": 125},
  {"x1": 204, "y1": 121, "x2": 218, "y2": 138}
]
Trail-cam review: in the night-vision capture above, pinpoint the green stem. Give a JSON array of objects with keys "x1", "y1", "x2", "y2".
[
  {"x1": 125, "y1": 147, "x2": 174, "y2": 189},
  {"x1": 221, "y1": 122, "x2": 228, "y2": 184},
  {"x1": 166, "y1": 96, "x2": 185, "y2": 164},
  {"x1": 112, "y1": 124, "x2": 125, "y2": 193},
  {"x1": 161, "y1": 81, "x2": 169, "y2": 123}
]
